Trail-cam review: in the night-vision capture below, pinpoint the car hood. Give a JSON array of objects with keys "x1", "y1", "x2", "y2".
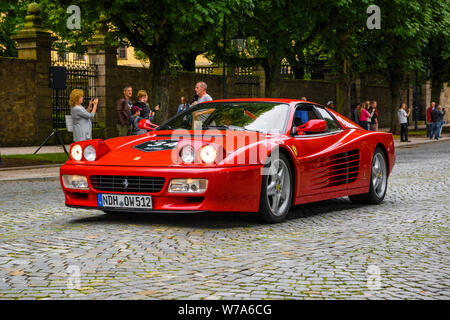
[{"x1": 88, "y1": 130, "x2": 275, "y2": 167}]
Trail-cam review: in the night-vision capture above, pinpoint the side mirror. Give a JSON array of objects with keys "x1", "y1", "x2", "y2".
[
  {"x1": 138, "y1": 119, "x2": 158, "y2": 131},
  {"x1": 296, "y1": 119, "x2": 327, "y2": 134}
]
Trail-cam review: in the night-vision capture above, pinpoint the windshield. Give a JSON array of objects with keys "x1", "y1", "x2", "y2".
[{"x1": 157, "y1": 102, "x2": 290, "y2": 133}]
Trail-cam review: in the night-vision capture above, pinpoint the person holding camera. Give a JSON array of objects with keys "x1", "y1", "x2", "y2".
[{"x1": 69, "y1": 89, "x2": 98, "y2": 142}]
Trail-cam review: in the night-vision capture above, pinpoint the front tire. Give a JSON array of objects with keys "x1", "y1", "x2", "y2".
[
  {"x1": 349, "y1": 147, "x2": 388, "y2": 204},
  {"x1": 258, "y1": 153, "x2": 293, "y2": 223}
]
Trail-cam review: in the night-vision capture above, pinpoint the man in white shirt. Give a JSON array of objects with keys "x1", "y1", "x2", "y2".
[
  {"x1": 398, "y1": 103, "x2": 412, "y2": 142},
  {"x1": 191, "y1": 81, "x2": 213, "y2": 106}
]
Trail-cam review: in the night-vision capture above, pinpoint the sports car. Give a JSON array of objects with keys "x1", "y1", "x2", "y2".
[{"x1": 60, "y1": 98, "x2": 395, "y2": 223}]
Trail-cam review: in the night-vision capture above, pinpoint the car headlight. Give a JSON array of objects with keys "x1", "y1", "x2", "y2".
[
  {"x1": 169, "y1": 179, "x2": 208, "y2": 193},
  {"x1": 62, "y1": 175, "x2": 89, "y2": 190},
  {"x1": 70, "y1": 144, "x2": 82, "y2": 161},
  {"x1": 200, "y1": 145, "x2": 217, "y2": 164},
  {"x1": 180, "y1": 145, "x2": 195, "y2": 163},
  {"x1": 83, "y1": 145, "x2": 96, "y2": 161}
]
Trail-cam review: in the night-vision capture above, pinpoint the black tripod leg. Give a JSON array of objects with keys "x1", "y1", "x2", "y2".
[
  {"x1": 55, "y1": 130, "x2": 68, "y2": 155},
  {"x1": 34, "y1": 131, "x2": 56, "y2": 154}
]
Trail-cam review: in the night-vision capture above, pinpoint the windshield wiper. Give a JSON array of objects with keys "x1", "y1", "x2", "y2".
[{"x1": 156, "y1": 124, "x2": 175, "y2": 130}]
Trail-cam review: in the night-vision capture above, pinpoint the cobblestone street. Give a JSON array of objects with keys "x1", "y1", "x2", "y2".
[{"x1": 0, "y1": 141, "x2": 449, "y2": 300}]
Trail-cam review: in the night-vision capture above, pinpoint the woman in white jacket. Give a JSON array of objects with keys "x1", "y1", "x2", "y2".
[{"x1": 69, "y1": 89, "x2": 98, "y2": 142}]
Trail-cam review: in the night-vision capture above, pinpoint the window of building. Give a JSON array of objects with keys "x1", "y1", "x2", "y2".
[{"x1": 117, "y1": 47, "x2": 127, "y2": 59}]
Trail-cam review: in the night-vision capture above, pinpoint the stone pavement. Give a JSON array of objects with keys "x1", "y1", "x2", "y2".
[{"x1": 0, "y1": 141, "x2": 448, "y2": 299}]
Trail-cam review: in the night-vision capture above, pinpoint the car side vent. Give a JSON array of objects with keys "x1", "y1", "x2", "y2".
[{"x1": 310, "y1": 149, "x2": 360, "y2": 189}]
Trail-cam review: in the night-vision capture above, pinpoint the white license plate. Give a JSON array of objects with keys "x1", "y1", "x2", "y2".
[{"x1": 97, "y1": 194, "x2": 152, "y2": 209}]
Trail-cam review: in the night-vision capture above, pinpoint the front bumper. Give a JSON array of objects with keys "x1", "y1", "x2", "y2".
[{"x1": 60, "y1": 164, "x2": 263, "y2": 212}]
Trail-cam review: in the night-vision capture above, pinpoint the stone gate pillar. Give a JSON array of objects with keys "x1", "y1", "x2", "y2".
[{"x1": 12, "y1": 2, "x2": 56, "y2": 144}]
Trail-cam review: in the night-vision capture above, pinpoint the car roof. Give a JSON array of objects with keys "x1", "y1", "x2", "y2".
[{"x1": 201, "y1": 98, "x2": 322, "y2": 106}]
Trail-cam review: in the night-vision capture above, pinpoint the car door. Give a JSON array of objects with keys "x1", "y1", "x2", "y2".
[{"x1": 290, "y1": 104, "x2": 354, "y2": 198}]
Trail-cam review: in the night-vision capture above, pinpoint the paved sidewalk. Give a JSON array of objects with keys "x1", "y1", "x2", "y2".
[
  {"x1": 0, "y1": 145, "x2": 70, "y2": 156},
  {"x1": 0, "y1": 166, "x2": 61, "y2": 181},
  {"x1": 1, "y1": 136, "x2": 449, "y2": 181}
]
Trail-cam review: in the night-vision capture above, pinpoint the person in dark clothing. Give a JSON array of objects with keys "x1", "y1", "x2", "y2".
[
  {"x1": 429, "y1": 106, "x2": 442, "y2": 140},
  {"x1": 352, "y1": 104, "x2": 360, "y2": 125},
  {"x1": 135, "y1": 90, "x2": 150, "y2": 120}
]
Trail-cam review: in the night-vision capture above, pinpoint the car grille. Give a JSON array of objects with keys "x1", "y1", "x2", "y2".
[{"x1": 89, "y1": 175, "x2": 165, "y2": 193}]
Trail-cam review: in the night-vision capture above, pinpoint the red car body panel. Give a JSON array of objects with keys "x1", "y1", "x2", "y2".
[{"x1": 60, "y1": 98, "x2": 395, "y2": 213}]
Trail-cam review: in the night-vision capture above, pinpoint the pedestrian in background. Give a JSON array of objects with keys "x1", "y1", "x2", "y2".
[
  {"x1": 426, "y1": 102, "x2": 435, "y2": 138},
  {"x1": 352, "y1": 103, "x2": 360, "y2": 125},
  {"x1": 69, "y1": 89, "x2": 98, "y2": 142},
  {"x1": 116, "y1": 86, "x2": 133, "y2": 136},
  {"x1": 177, "y1": 96, "x2": 190, "y2": 114},
  {"x1": 430, "y1": 105, "x2": 444, "y2": 140},
  {"x1": 438, "y1": 106, "x2": 447, "y2": 137},
  {"x1": 130, "y1": 105, "x2": 147, "y2": 135},
  {"x1": 191, "y1": 82, "x2": 212, "y2": 106},
  {"x1": 359, "y1": 102, "x2": 371, "y2": 130},
  {"x1": 398, "y1": 103, "x2": 412, "y2": 142},
  {"x1": 368, "y1": 100, "x2": 379, "y2": 131},
  {"x1": 134, "y1": 90, "x2": 151, "y2": 120}
]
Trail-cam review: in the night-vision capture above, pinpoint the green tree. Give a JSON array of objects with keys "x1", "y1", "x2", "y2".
[
  {"x1": 314, "y1": 0, "x2": 377, "y2": 116},
  {"x1": 424, "y1": 1, "x2": 450, "y2": 105},
  {"x1": 241, "y1": 0, "x2": 327, "y2": 98},
  {"x1": 84, "y1": 0, "x2": 254, "y2": 122},
  {"x1": 0, "y1": 0, "x2": 28, "y2": 57},
  {"x1": 361, "y1": 0, "x2": 437, "y2": 132},
  {"x1": 4, "y1": 0, "x2": 254, "y2": 122}
]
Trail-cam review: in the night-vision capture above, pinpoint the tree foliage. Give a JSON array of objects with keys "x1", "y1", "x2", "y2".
[{"x1": 1, "y1": 0, "x2": 449, "y2": 130}]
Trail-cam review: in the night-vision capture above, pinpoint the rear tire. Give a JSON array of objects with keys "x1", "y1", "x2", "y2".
[
  {"x1": 258, "y1": 153, "x2": 294, "y2": 223},
  {"x1": 349, "y1": 147, "x2": 388, "y2": 204}
]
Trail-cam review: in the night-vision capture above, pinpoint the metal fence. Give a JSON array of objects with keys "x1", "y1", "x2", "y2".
[
  {"x1": 281, "y1": 62, "x2": 331, "y2": 80},
  {"x1": 50, "y1": 49, "x2": 98, "y2": 129}
]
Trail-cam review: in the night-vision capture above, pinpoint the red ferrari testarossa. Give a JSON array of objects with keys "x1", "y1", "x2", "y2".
[{"x1": 60, "y1": 99, "x2": 395, "y2": 222}]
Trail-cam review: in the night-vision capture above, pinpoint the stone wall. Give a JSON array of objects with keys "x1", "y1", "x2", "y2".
[
  {"x1": 363, "y1": 85, "x2": 409, "y2": 127},
  {"x1": 0, "y1": 57, "x2": 38, "y2": 147}
]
